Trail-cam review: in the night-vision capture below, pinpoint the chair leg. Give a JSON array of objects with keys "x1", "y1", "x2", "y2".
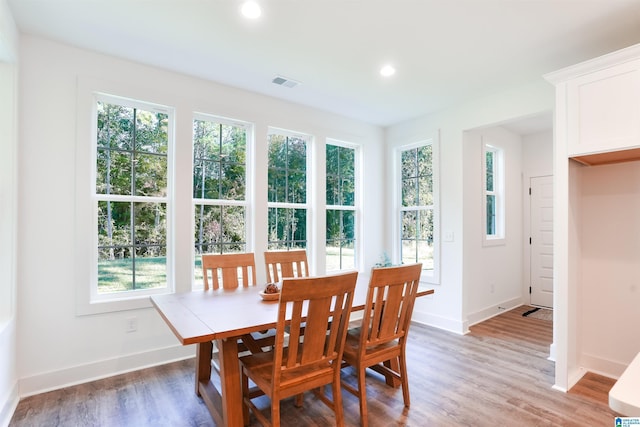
[
  {"x1": 271, "y1": 398, "x2": 280, "y2": 427},
  {"x1": 241, "y1": 371, "x2": 250, "y2": 425},
  {"x1": 357, "y1": 366, "x2": 368, "y2": 427},
  {"x1": 332, "y1": 377, "x2": 345, "y2": 427},
  {"x1": 399, "y1": 352, "x2": 410, "y2": 408}
]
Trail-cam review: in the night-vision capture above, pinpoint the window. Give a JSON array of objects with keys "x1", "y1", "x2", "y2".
[
  {"x1": 483, "y1": 142, "x2": 504, "y2": 244},
  {"x1": 326, "y1": 141, "x2": 357, "y2": 271},
  {"x1": 94, "y1": 96, "x2": 172, "y2": 299},
  {"x1": 399, "y1": 142, "x2": 436, "y2": 276},
  {"x1": 193, "y1": 115, "x2": 250, "y2": 286},
  {"x1": 267, "y1": 130, "x2": 309, "y2": 250}
]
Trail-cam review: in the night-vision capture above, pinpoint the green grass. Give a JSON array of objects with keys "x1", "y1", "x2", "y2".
[{"x1": 98, "y1": 257, "x2": 167, "y2": 293}]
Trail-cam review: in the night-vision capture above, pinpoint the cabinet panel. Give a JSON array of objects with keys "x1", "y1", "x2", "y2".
[{"x1": 567, "y1": 60, "x2": 640, "y2": 156}]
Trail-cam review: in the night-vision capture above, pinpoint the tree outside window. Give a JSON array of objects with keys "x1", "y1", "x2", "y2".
[
  {"x1": 267, "y1": 132, "x2": 308, "y2": 250},
  {"x1": 193, "y1": 117, "x2": 249, "y2": 286},
  {"x1": 326, "y1": 142, "x2": 356, "y2": 271},
  {"x1": 483, "y1": 142, "x2": 504, "y2": 243},
  {"x1": 400, "y1": 144, "x2": 434, "y2": 270},
  {"x1": 96, "y1": 99, "x2": 170, "y2": 294}
]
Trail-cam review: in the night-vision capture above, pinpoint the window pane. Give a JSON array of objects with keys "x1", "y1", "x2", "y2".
[
  {"x1": 402, "y1": 177, "x2": 417, "y2": 207},
  {"x1": 268, "y1": 207, "x2": 307, "y2": 249},
  {"x1": 326, "y1": 174, "x2": 339, "y2": 205},
  {"x1": 97, "y1": 201, "x2": 167, "y2": 294},
  {"x1": 135, "y1": 153, "x2": 167, "y2": 197},
  {"x1": 486, "y1": 194, "x2": 496, "y2": 235},
  {"x1": 194, "y1": 204, "x2": 246, "y2": 255},
  {"x1": 401, "y1": 210, "x2": 417, "y2": 239},
  {"x1": 96, "y1": 149, "x2": 132, "y2": 195},
  {"x1": 194, "y1": 160, "x2": 221, "y2": 199},
  {"x1": 97, "y1": 102, "x2": 133, "y2": 150},
  {"x1": 135, "y1": 110, "x2": 168, "y2": 155},
  {"x1": 193, "y1": 119, "x2": 246, "y2": 200},
  {"x1": 288, "y1": 170, "x2": 306, "y2": 203},
  {"x1": 401, "y1": 209, "x2": 433, "y2": 269},
  {"x1": 486, "y1": 151, "x2": 494, "y2": 192},
  {"x1": 418, "y1": 175, "x2": 433, "y2": 206},
  {"x1": 401, "y1": 149, "x2": 417, "y2": 180},
  {"x1": 268, "y1": 134, "x2": 307, "y2": 204}
]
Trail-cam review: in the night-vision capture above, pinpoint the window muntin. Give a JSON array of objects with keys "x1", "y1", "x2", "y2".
[
  {"x1": 326, "y1": 142, "x2": 357, "y2": 271},
  {"x1": 483, "y1": 143, "x2": 504, "y2": 243},
  {"x1": 193, "y1": 116, "x2": 249, "y2": 286},
  {"x1": 267, "y1": 131, "x2": 309, "y2": 250},
  {"x1": 400, "y1": 144, "x2": 434, "y2": 271},
  {"x1": 95, "y1": 98, "x2": 171, "y2": 296}
]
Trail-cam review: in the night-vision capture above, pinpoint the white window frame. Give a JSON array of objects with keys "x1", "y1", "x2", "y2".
[
  {"x1": 325, "y1": 139, "x2": 361, "y2": 272},
  {"x1": 192, "y1": 113, "x2": 254, "y2": 289},
  {"x1": 394, "y1": 137, "x2": 440, "y2": 285},
  {"x1": 266, "y1": 127, "x2": 311, "y2": 250},
  {"x1": 482, "y1": 141, "x2": 505, "y2": 246},
  {"x1": 75, "y1": 77, "x2": 175, "y2": 315}
]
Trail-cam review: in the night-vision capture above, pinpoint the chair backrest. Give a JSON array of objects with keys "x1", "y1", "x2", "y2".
[
  {"x1": 201, "y1": 252, "x2": 257, "y2": 291},
  {"x1": 264, "y1": 249, "x2": 309, "y2": 283},
  {"x1": 272, "y1": 271, "x2": 358, "y2": 390},
  {"x1": 359, "y1": 263, "x2": 423, "y2": 348}
]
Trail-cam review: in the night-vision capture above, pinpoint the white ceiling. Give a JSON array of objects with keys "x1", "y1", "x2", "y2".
[{"x1": 7, "y1": 0, "x2": 640, "y2": 129}]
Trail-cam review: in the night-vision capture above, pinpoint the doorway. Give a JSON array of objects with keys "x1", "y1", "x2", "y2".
[{"x1": 529, "y1": 175, "x2": 553, "y2": 308}]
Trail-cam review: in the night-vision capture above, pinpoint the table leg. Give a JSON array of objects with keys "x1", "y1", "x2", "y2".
[
  {"x1": 195, "y1": 341, "x2": 224, "y2": 426},
  {"x1": 217, "y1": 337, "x2": 243, "y2": 427},
  {"x1": 195, "y1": 341, "x2": 213, "y2": 395}
]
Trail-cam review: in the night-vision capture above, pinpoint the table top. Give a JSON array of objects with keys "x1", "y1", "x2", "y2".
[
  {"x1": 151, "y1": 273, "x2": 434, "y2": 345},
  {"x1": 609, "y1": 351, "x2": 640, "y2": 416}
]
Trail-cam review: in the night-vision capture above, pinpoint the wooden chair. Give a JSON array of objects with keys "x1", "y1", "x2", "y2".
[
  {"x1": 201, "y1": 252, "x2": 257, "y2": 291},
  {"x1": 340, "y1": 263, "x2": 423, "y2": 427},
  {"x1": 239, "y1": 271, "x2": 358, "y2": 427},
  {"x1": 201, "y1": 252, "x2": 273, "y2": 354},
  {"x1": 264, "y1": 249, "x2": 309, "y2": 283}
]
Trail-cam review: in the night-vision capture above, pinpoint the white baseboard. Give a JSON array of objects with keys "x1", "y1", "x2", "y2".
[
  {"x1": 463, "y1": 297, "x2": 523, "y2": 332},
  {"x1": 548, "y1": 342, "x2": 556, "y2": 362},
  {"x1": 0, "y1": 382, "x2": 19, "y2": 427},
  {"x1": 580, "y1": 353, "x2": 627, "y2": 380},
  {"x1": 19, "y1": 344, "x2": 194, "y2": 398},
  {"x1": 412, "y1": 310, "x2": 466, "y2": 335}
]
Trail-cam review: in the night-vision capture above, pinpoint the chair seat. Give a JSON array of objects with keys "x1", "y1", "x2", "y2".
[{"x1": 343, "y1": 329, "x2": 401, "y2": 361}]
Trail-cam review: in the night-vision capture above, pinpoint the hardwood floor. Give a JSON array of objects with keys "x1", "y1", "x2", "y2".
[{"x1": 9, "y1": 305, "x2": 619, "y2": 426}]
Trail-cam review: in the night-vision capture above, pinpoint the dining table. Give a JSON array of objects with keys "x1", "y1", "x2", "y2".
[{"x1": 151, "y1": 273, "x2": 434, "y2": 427}]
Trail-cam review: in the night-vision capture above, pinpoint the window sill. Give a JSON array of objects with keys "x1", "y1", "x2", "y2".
[
  {"x1": 483, "y1": 236, "x2": 506, "y2": 247},
  {"x1": 76, "y1": 292, "x2": 169, "y2": 316}
]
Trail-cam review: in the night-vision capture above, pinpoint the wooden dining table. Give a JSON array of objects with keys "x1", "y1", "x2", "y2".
[{"x1": 151, "y1": 273, "x2": 434, "y2": 427}]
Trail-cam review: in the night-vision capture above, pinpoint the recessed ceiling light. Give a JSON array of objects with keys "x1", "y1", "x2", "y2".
[
  {"x1": 380, "y1": 64, "x2": 396, "y2": 77},
  {"x1": 241, "y1": 1, "x2": 262, "y2": 19}
]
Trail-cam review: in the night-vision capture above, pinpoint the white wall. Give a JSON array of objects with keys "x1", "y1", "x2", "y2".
[
  {"x1": 463, "y1": 126, "x2": 525, "y2": 326},
  {"x1": 17, "y1": 35, "x2": 384, "y2": 396},
  {"x1": 576, "y1": 161, "x2": 640, "y2": 377},
  {"x1": 0, "y1": 0, "x2": 19, "y2": 425},
  {"x1": 386, "y1": 80, "x2": 554, "y2": 334}
]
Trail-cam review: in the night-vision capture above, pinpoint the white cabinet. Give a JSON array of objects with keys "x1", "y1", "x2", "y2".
[
  {"x1": 567, "y1": 58, "x2": 640, "y2": 158},
  {"x1": 545, "y1": 43, "x2": 640, "y2": 392}
]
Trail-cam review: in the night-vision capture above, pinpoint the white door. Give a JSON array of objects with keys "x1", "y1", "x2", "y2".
[{"x1": 530, "y1": 175, "x2": 554, "y2": 308}]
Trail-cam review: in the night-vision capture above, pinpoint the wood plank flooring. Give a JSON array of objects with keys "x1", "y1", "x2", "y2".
[{"x1": 9, "y1": 305, "x2": 619, "y2": 426}]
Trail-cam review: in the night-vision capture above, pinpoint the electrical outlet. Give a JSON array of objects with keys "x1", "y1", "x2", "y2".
[
  {"x1": 126, "y1": 317, "x2": 138, "y2": 333},
  {"x1": 490, "y1": 283, "x2": 495, "y2": 293}
]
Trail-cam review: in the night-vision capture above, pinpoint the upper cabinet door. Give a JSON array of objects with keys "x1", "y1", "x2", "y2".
[{"x1": 567, "y1": 59, "x2": 640, "y2": 157}]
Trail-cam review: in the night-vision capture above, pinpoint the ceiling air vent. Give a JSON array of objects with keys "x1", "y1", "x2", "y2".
[{"x1": 272, "y1": 75, "x2": 300, "y2": 88}]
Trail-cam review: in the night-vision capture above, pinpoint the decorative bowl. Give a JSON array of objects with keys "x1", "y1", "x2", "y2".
[{"x1": 259, "y1": 290, "x2": 280, "y2": 301}]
